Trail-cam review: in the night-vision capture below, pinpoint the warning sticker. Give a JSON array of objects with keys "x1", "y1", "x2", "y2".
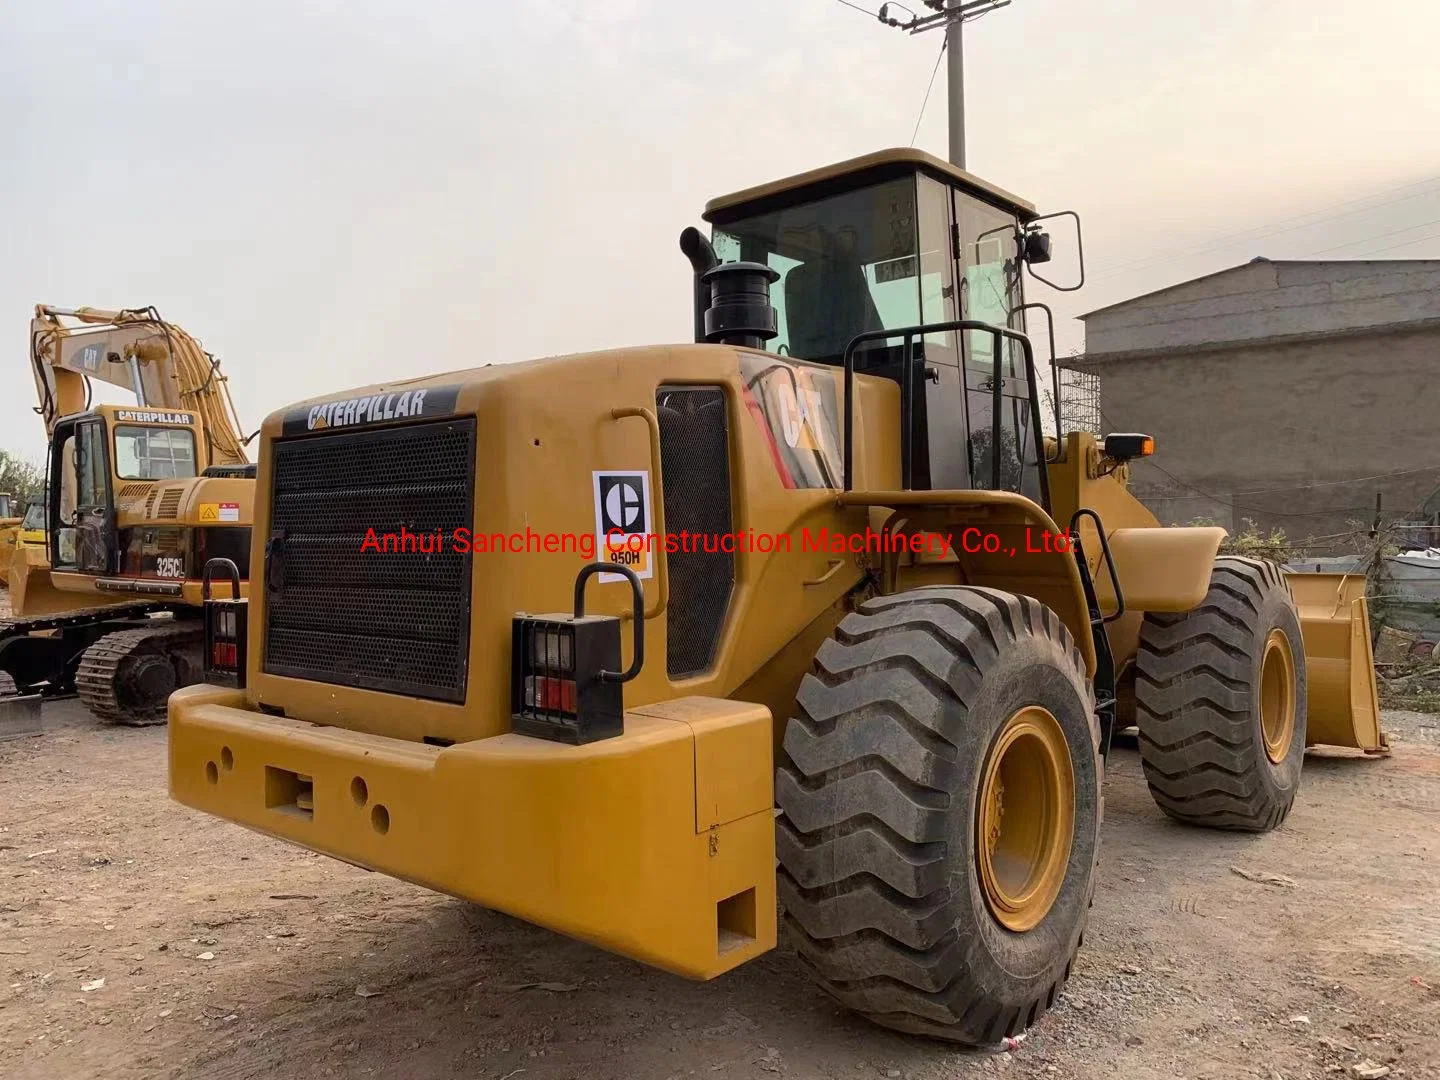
[
  {"x1": 593, "y1": 470, "x2": 653, "y2": 582},
  {"x1": 199, "y1": 502, "x2": 242, "y2": 523}
]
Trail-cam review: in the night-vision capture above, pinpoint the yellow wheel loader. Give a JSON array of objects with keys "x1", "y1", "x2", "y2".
[
  {"x1": 0, "y1": 493, "x2": 19, "y2": 582},
  {"x1": 169, "y1": 148, "x2": 1384, "y2": 1044},
  {"x1": 0, "y1": 307, "x2": 254, "y2": 723},
  {"x1": 15, "y1": 499, "x2": 47, "y2": 550}
]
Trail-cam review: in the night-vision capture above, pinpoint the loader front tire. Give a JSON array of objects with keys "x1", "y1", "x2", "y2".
[
  {"x1": 775, "y1": 587, "x2": 1101, "y2": 1044},
  {"x1": 1134, "y1": 556, "x2": 1307, "y2": 831}
]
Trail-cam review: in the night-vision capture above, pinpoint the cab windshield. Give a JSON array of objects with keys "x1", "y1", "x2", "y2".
[
  {"x1": 22, "y1": 502, "x2": 46, "y2": 531},
  {"x1": 711, "y1": 178, "x2": 920, "y2": 362},
  {"x1": 114, "y1": 424, "x2": 197, "y2": 480}
]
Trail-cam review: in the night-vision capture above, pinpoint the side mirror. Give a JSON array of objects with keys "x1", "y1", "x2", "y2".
[{"x1": 1022, "y1": 210, "x2": 1084, "y2": 292}]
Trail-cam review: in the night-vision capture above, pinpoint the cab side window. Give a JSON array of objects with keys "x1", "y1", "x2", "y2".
[{"x1": 76, "y1": 423, "x2": 107, "y2": 507}]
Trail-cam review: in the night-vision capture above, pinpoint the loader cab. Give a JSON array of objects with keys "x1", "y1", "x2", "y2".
[
  {"x1": 702, "y1": 148, "x2": 1062, "y2": 502},
  {"x1": 18, "y1": 499, "x2": 47, "y2": 548},
  {"x1": 46, "y1": 405, "x2": 200, "y2": 575}
]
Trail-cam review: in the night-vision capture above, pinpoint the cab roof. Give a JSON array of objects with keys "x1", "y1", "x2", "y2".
[{"x1": 702, "y1": 147, "x2": 1037, "y2": 224}]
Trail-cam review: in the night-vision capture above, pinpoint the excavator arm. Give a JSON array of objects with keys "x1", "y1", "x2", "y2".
[{"x1": 29, "y1": 305, "x2": 248, "y2": 467}]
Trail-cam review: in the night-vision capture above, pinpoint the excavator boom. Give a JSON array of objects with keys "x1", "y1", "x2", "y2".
[{"x1": 29, "y1": 305, "x2": 248, "y2": 467}]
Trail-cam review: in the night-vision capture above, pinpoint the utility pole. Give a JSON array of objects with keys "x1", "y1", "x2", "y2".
[
  {"x1": 946, "y1": 1, "x2": 966, "y2": 166},
  {"x1": 877, "y1": 0, "x2": 1013, "y2": 169}
]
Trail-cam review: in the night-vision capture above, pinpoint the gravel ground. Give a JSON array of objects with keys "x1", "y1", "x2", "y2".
[{"x1": 0, "y1": 701, "x2": 1437, "y2": 1080}]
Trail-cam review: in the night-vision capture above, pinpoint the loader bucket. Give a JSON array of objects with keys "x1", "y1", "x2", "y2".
[
  {"x1": 6, "y1": 544, "x2": 102, "y2": 618},
  {"x1": 1284, "y1": 571, "x2": 1388, "y2": 753}
]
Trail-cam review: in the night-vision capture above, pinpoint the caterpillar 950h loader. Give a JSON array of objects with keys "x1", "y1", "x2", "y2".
[
  {"x1": 0, "y1": 306, "x2": 253, "y2": 723},
  {"x1": 170, "y1": 148, "x2": 1384, "y2": 1043}
]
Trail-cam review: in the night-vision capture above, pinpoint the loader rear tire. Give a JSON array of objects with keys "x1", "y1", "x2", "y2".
[
  {"x1": 1134, "y1": 556, "x2": 1307, "y2": 831},
  {"x1": 775, "y1": 586, "x2": 1101, "y2": 1044}
]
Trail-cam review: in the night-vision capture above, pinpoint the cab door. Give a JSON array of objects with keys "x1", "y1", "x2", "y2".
[
  {"x1": 952, "y1": 191, "x2": 1044, "y2": 504},
  {"x1": 49, "y1": 417, "x2": 115, "y2": 574}
]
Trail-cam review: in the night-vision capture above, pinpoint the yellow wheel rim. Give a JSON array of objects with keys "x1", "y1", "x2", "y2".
[
  {"x1": 1260, "y1": 628, "x2": 1297, "y2": 764},
  {"x1": 977, "y1": 706, "x2": 1075, "y2": 932}
]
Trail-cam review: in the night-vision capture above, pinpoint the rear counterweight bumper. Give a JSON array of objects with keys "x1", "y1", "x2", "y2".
[{"x1": 168, "y1": 684, "x2": 777, "y2": 978}]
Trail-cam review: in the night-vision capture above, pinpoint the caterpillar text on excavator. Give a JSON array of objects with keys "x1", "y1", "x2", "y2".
[
  {"x1": 170, "y1": 148, "x2": 1385, "y2": 1043},
  {"x1": 0, "y1": 306, "x2": 254, "y2": 723}
]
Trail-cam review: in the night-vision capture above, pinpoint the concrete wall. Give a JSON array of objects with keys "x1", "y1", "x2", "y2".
[
  {"x1": 1081, "y1": 324, "x2": 1440, "y2": 548},
  {"x1": 1083, "y1": 260, "x2": 1440, "y2": 356}
]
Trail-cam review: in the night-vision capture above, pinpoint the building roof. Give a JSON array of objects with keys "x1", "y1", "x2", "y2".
[
  {"x1": 1069, "y1": 257, "x2": 1440, "y2": 366},
  {"x1": 1079, "y1": 258, "x2": 1440, "y2": 320}
]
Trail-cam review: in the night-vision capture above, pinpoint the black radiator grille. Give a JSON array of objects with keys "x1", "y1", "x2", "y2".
[
  {"x1": 657, "y1": 386, "x2": 733, "y2": 679},
  {"x1": 263, "y1": 417, "x2": 476, "y2": 702}
]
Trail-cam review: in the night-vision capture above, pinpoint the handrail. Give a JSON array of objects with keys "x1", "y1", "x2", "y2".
[
  {"x1": 839, "y1": 319, "x2": 1050, "y2": 514},
  {"x1": 609, "y1": 407, "x2": 669, "y2": 621},
  {"x1": 1011, "y1": 300, "x2": 1062, "y2": 454}
]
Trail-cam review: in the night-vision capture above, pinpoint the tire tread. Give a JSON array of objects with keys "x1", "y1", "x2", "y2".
[
  {"x1": 776, "y1": 586, "x2": 1099, "y2": 1042},
  {"x1": 1134, "y1": 556, "x2": 1304, "y2": 831}
]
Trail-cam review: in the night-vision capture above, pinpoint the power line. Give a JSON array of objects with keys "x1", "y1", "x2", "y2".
[
  {"x1": 833, "y1": 0, "x2": 881, "y2": 17},
  {"x1": 1100, "y1": 408, "x2": 1384, "y2": 518},
  {"x1": 1140, "y1": 458, "x2": 1373, "y2": 518},
  {"x1": 1303, "y1": 215, "x2": 1440, "y2": 257},
  {"x1": 910, "y1": 38, "x2": 947, "y2": 145},
  {"x1": 1088, "y1": 173, "x2": 1440, "y2": 281},
  {"x1": 1336, "y1": 230, "x2": 1440, "y2": 259},
  {"x1": 1090, "y1": 172, "x2": 1440, "y2": 276},
  {"x1": 1236, "y1": 463, "x2": 1440, "y2": 496}
]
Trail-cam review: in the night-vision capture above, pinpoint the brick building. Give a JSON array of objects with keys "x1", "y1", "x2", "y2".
[{"x1": 1066, "y1": 258, "x2": 1440, "y2": 549}]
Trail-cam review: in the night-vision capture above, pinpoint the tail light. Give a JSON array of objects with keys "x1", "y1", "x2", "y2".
[
  {"x1": 511, "y1": 562, "x2": 644, "y2": 745},
  {"x1": 202, "y1": 557, "x2": 248, "y2": 688}
]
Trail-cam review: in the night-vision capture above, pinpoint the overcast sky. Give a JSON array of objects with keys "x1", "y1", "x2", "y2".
[{"x1": 3, "y1": 0, "x2": 1438, "y2": 462}]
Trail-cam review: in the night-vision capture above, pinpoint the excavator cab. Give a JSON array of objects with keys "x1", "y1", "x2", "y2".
[{"x1": 47, "y1": 405, "x2": 203, "y2": 589}]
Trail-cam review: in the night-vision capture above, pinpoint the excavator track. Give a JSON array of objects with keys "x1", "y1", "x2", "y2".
[
  {"x1": 75, "y1": 622, "x2": 204, "y2": 727},
  {"x1": 0, "y1": 602, "x2": 175, "y2": 700}
]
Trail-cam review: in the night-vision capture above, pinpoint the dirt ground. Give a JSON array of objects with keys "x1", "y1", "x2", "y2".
[{"x1": 1, "y1": 699, "x2": 1437, "y2": 1080}]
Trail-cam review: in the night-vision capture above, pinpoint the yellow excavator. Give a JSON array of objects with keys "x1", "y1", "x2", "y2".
[
  {"x1": 169, "y1": 148, "x2": 1384, "y2": 1043},
  {"x1": 0, "y1": 306, "x2": 254, "y2": 722}
]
